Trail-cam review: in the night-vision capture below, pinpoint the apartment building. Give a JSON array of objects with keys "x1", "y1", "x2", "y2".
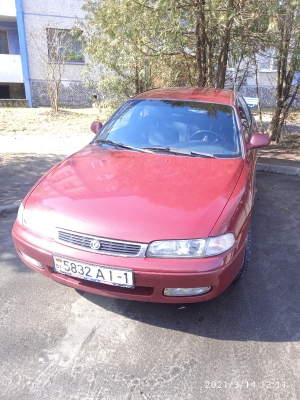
[
  {"x1": 0, "y1": 0, "x2": 25, "y2": 101},
  {"x1": 0, "y1": 0, "x2": 92, "y2": 107}
]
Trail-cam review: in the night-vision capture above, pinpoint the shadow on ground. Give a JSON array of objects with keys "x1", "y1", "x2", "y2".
[
  {"x1": 77, "y1": 172, "x2": 300, "y2": 343},
  {"x1": 0, "y1": 214, "x2": 37, "y2": 274},
  {"x1": 258, "y1": 132, "x2": 300, "y2": 168},
  {"x1": 0, "y1": 153, "x2": 65, "y2": 206}
]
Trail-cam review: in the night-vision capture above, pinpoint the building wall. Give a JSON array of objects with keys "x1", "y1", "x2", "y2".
[
  {"x1": 240, "y1": 86, "x2": 277, "y2": 106},
  {"x1": 23, "y1": 13, "x2": 86, "y2": 82},
  {"x1": 246, "y1": 71, "x2": 276, "y2": 88},
  {"x1": 22, "y1": 0, "x2": 86, "y2": 18},
  {"x1": 22, "y1": 0, "x2": 92, "y2": 107},
  {"x1": 243, "y1": 69, "x2": 277, "y2": 106},
  {"x1": 227, "y1": 60, "x2": 277, "y2": 106},
  {"x1": 30, "y1": 81, "x2": 93, "y2": 107}
]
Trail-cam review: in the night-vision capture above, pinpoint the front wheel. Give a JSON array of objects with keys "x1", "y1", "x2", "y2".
[{"x1": 234, "y1": 223, "x2": 252, "y2": 281}]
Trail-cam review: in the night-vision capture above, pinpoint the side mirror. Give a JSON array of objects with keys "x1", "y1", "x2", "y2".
[
  {"x1": 247, "y1": 133, "x2": 270, "y2": 150},
  {"x1": 91, "y1": 121, "x2": 103, "y2": 134}
]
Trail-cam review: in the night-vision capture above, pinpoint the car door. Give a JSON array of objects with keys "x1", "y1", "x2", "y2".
[{"x1": 237, "y1": 96, "x2": 257, "y2": 214}]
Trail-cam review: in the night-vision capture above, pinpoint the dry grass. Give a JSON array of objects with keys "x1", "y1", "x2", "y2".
[
  {"x1": 254, "y1": 110, "x2": 300, "y2": 167},
  {"x1": 0, "y1": 107, "x2": 103, "y2": 156},
  {"x1": 0, "y1": 107, "x2": 102, "y2": 134},
  {"x1": 258, "y1": 133, "x2": 300, "y2": 167}
]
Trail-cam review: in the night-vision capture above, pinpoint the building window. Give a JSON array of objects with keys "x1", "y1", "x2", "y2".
[
  {"x1": 0, "y1": 30, "x2": 9, "y2": 54},
  {"x1": 259, "y1": 49, "x2": 277, "y2": 72},
  {"x1": 227, "y1": 53, "x2": 236, "y2": 71},
  {"x1": 46, "y1": 29, "x2": 84, "y2": 62}
]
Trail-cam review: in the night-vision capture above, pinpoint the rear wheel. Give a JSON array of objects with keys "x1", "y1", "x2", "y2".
[{"x1": 234, "y1": 223, "x2": 252, "y2": 281}]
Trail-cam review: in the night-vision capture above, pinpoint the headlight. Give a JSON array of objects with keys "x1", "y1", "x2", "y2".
[
  {"x1": 18, "y1": 205, "x2": 55, "y2": 239},
  {"x1": 146, "y1": 233, "x2": 235, "y2": 258},
  {"x1": 206, "y1": 234, "x2": 235, "y2": 256},
  {"x1": 147, "y1": 239, "x2": 206, "y2": 258}
]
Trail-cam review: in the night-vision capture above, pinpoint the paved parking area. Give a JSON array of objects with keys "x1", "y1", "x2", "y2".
[
  {"x1": 0, "y1": 172, "x2": 300, "y2": 400},
  {"x1": 0, "y1": 153, "x2": 65, "y2": 206}
]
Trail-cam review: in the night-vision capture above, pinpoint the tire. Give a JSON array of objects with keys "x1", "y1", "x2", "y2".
[{"x1": 234, "y1": 223, "x2": 252, "y2": 281}]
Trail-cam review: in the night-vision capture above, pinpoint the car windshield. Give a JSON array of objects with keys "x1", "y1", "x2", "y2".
[{"x1": 94, "y1": 99, "x2": 241, "y2": 158}]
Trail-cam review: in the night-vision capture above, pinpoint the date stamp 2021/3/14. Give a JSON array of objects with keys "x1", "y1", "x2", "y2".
[{"x1": 204, "y1": 381, "x2": 287, "y2": 390}]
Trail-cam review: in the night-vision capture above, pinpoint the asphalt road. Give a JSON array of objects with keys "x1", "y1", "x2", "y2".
[
  {"x1": 0, "y1": 171, "x2": 300, "y2": 400},
  {"x1": 0, "y1": 154, "x2": 65, "y2": 206}
]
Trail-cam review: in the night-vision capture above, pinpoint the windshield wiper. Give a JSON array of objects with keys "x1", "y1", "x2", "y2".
[
  {"x1": 92, "y1": 139, "x2": 152, "y2": 153},
  {"x1": 92, "y1": 141, "x2": 216, "y2": 158},
  {"x1": 142, "y1": 147, "x2": 216, "y2": 158}
]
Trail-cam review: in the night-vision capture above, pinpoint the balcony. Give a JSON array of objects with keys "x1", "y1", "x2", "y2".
[{"x1": 0, "y1": 54, "x2": 23, "y2": 83}]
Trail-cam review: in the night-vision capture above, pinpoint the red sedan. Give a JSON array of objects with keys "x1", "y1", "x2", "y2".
[{"x1": 12, "y1": 88, "x2": 270, "y2": 303}]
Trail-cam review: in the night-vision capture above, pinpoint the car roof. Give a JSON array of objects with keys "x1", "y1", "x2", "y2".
[{"x1": 134, "y1": 87, "x2": 236, "y2": 106}]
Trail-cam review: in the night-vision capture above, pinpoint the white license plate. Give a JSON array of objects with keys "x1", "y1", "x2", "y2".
[{"x1": 53, "y1": 255, "x2": 134, "y2": 288}]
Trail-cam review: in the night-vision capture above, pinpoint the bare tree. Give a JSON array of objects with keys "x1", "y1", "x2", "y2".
[
  {"x1": 267, "y1": 2, "x2": 300, "y2": 142},
  {"x1": 30, "y1": 26, "x2": 73, "y2": 112}
]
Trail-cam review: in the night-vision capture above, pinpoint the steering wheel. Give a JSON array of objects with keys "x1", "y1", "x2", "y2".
[{"x1": 190, "y1": 130, "x2": 223, "y2": 143}]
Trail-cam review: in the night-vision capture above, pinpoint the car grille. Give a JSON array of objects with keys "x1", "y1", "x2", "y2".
[{"x1": 57, "y1": 230, "x2": 145, "y2": 257}]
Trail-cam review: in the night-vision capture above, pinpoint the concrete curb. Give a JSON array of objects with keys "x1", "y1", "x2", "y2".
[
  {"x1": 0, "y1": 163, "x2": 299, "y2": 218},
  {"x1": 257, "y1": 163, "x2": 300, "y2": 176},
  {"x1": 0, "y1": 201, "x2": 22, "y2": 217}
]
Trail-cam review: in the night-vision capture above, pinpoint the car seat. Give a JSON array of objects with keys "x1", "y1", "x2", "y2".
[{"x1": 148, "y1": 125, "x2": 179, "y2": 146}]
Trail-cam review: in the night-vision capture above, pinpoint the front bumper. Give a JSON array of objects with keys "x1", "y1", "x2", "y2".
[{"x1": 12, "y1": 221, "x2": 247, "y2": 303}]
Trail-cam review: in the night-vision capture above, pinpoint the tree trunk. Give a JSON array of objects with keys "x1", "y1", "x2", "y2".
[
  {"x1": 215, "y1": 36, "x2": 230, "y2": 89},
  {"x1": 207, "y1": 41, "x2": 213, "y2": 87},
  {"x1": 254, "y1": 57, "x2": 264, "y2": 133},
  {"x1": 195, "y1": 0, "x2": 207, "y2": 87},
  {"x1": 135, "y1": 64, "x2": 140, "y2": 95},
  {"x1": 268, "y1": 106, "x2": 283, "y2": 142},
  {"x1": 215, "y1": 0, "x2": 234, "y2": 89},
  {"x1": 55, "y1": 83, "x2": 59, "y2": 112}
]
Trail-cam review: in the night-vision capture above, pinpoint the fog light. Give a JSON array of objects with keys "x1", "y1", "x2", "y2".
[
  {"x1": 20, "y1": 252, "x2": 43, "y2": 269},
  {"x1": 164, "y1": 287, "x2": 211, "y2": 297}
]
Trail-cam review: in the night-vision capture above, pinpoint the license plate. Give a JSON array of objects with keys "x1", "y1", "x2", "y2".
[{"x1": 53, "y1": 255, "x2": 134, "y2": 288}]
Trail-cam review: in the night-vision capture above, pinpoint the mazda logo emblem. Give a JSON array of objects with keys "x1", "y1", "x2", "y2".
[{"x1": 90, "y1": 239, "x2": 101, "y2": 250}]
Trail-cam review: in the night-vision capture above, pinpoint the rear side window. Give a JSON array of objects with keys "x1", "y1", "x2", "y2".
[{"x1": 237, "y1": 98, "x2": 252, "y2": 142}]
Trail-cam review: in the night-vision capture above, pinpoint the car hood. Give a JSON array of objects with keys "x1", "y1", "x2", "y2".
[{"x1": 25, "y1": 145, "x2": 244, "y2": 242}]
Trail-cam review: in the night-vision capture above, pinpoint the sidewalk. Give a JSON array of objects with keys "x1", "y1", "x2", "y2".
[{"x1": 257, "y1": 162, "x2": 300, "y2": 175}]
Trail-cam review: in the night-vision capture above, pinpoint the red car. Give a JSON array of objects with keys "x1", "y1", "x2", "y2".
[{"x1": 12, "y1": 88, "x2": 270, "y2": 303}]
